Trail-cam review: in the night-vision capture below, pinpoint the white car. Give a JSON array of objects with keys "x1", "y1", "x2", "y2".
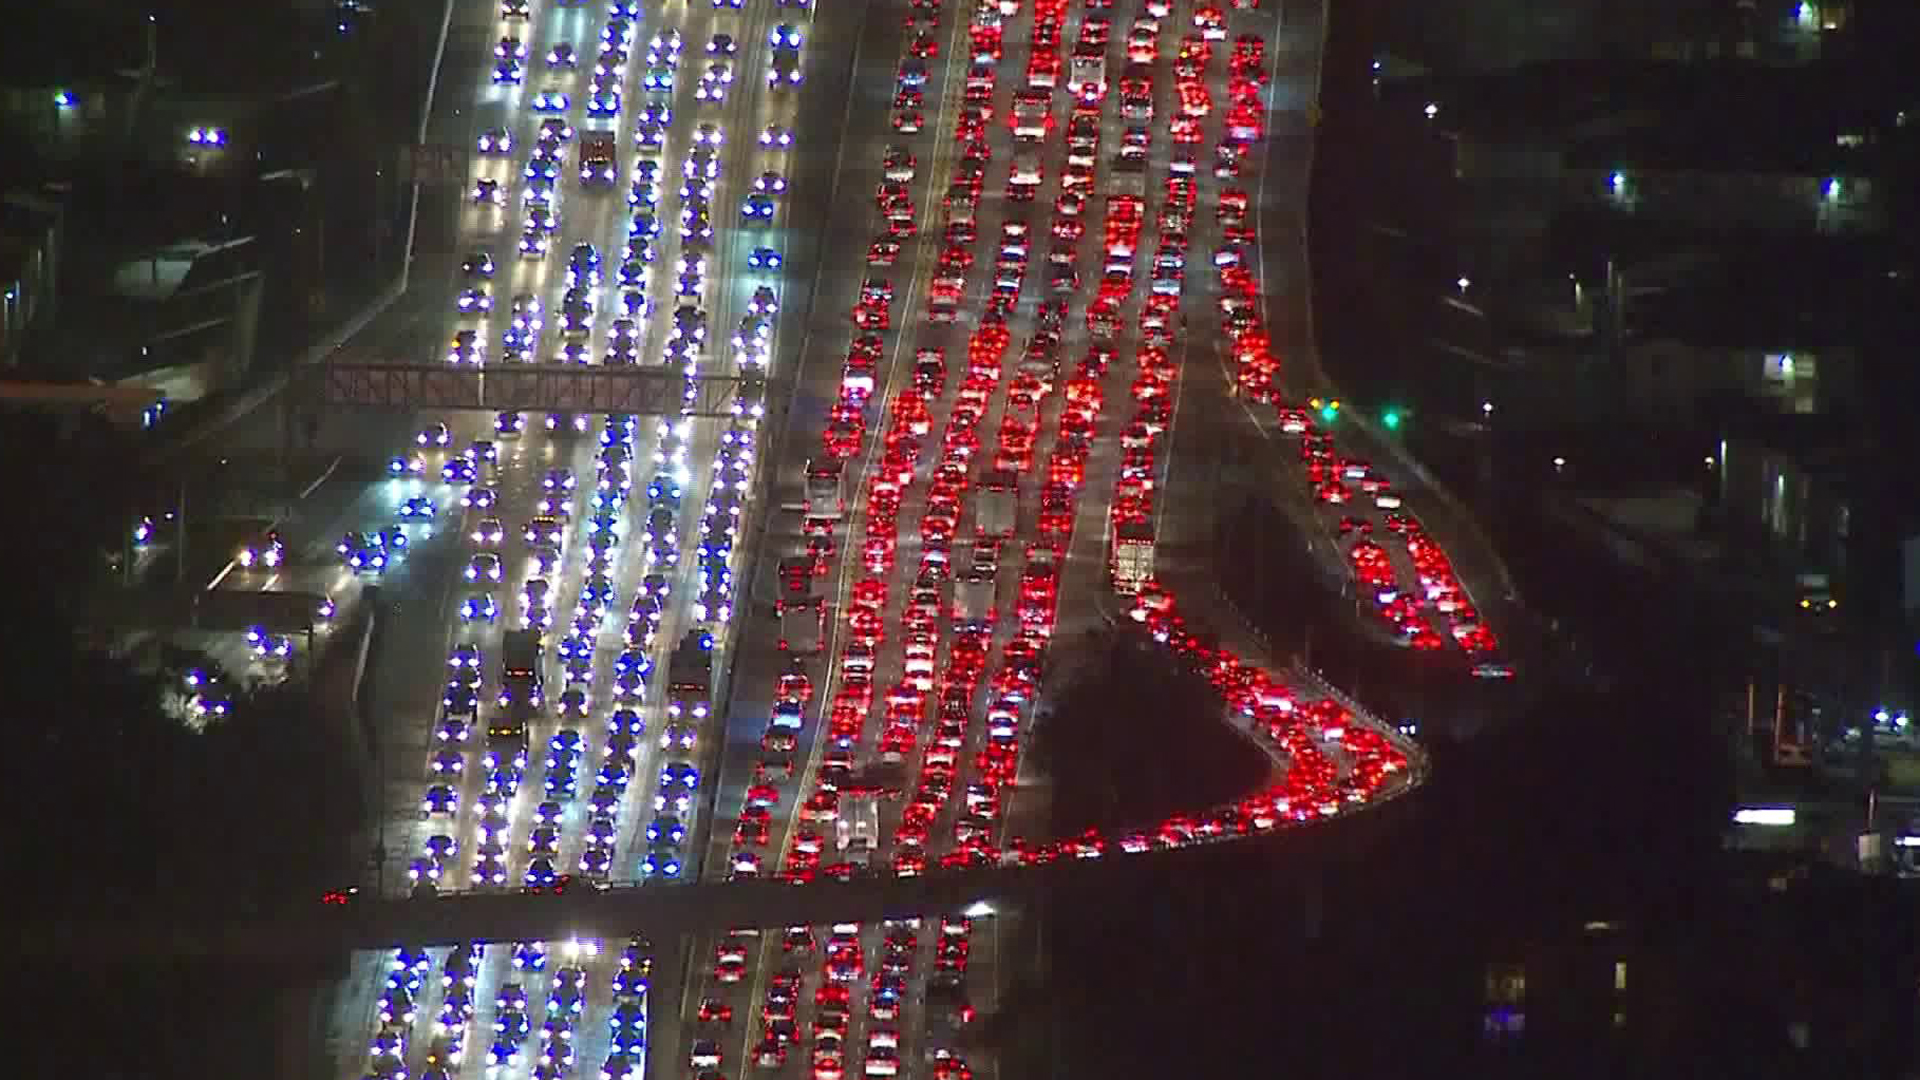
[{"x1": 695, "y1": 63, "x2": 733, "y2": 101}]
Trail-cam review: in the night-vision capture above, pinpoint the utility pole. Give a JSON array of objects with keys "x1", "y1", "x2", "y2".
[{"x1": 175, "y1": 477, "x2": 188, "y2": 583}]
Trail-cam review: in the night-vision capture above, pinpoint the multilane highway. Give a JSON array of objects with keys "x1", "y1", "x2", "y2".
[{"x1": 89, "y1": 2, "x2": 1470, "y2": 1080}]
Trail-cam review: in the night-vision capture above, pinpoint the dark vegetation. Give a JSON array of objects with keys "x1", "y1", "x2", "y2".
[
  {"x1": 1000, "y1": 615, "x2": 1887, "y2": 1079},
  {"x1": 1, "y1": 412, "x2": 371, "y2": 1076},
  {"x1": 1030, "y1": 627, "x2": 1269, "y2": 838}
]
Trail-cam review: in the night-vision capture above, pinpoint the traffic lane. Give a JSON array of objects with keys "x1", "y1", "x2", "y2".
[
  {"x1": 697, "y1": 0, "x2": 784, "y2": 380},
  {"x1": 480, "y1": 429, "x2": 618, "y2": 895},
  {"x1": 696, "y1": 523, "x2": 828, "y2": 882},
  {"x1": 377, "y1": 430, "x2": 556, "y2": 898},
  {"x1": 387, "y1": 420, "x2": 573, "y2": 885},
  {"x1": 757, "y1": 64, "x2": 964, "y2": 880},
  {"x1": 754, "y1": 0, "x2": 869, "y2": 422},
  {"x1": 765, "y1": 45, "x2": 949, "y2": 484},
  {"x1": 685, "y1": 0, "x2": 906, "y2": 946},
  {"x1": 320, "y1": 4, "x2": 551, "y2": 1066}
]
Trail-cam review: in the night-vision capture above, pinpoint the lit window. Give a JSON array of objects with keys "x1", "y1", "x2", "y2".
[{"x1": 1614, "y1": 961, "x2": 1628, "y2": 992}]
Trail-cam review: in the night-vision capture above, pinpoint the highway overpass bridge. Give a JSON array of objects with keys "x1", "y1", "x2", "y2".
[{"x1": 16, "y1": 792, "x2": 1419, "y2": 966}]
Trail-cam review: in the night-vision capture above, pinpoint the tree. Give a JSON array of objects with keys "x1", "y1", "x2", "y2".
[
  {"x1": 1031, "y1": 627, "x2": 1267, "y2": 837},
  {"x1": 0, "y1": 410, "x2": 371, "y2": 1078}
]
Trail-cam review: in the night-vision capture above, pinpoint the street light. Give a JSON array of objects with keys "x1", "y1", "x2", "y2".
[
  {"x1": 1481, "y1": 401, "x2": 1494, "y2": 418},
  {"x1": 1552, "y1": 456, "x2": 1566, "y2": 473},
  {"x1": 53, "y1": 90, "x2": 76, "y2": 109},
  {"x1": 1456, "y1": 276, "x2": 1471, "y2": 292},
  {"x1": 1423, "y1": 102, "x2": 1438, "y2": 119}
]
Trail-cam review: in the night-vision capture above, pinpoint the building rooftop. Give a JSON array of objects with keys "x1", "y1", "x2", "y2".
[
  {"x1": 1396, "y1": 59, "x2": 1901, "y2": 174},
  {"x1": 0, "y1": 9, "x2": 148, "y2": 88}
]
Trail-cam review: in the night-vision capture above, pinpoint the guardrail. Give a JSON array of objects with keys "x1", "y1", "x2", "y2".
[{"x1": 401, "y1": 0, "x2": 459, "y2": 292}]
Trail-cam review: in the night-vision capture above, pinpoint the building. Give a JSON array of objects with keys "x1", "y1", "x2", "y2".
[{"x1": 0, "y1": 188, "x2": 64, "y2": 368}]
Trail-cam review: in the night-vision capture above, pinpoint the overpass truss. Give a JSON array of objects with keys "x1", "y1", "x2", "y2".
[{"x1": 308, "y1": 358, "x2": 762, "y2": 418}]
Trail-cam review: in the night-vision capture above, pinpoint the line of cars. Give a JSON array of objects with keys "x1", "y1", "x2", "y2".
[
  {"x1": 1275, "y1": 404, "x2": 1509, "y2": 671},
  {"x1": 367, "y1": 935, "x2": 655, "y2": 1080}
]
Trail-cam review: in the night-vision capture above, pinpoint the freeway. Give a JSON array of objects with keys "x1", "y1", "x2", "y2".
[
  {"x1": 75, "y1": 5, "x2": 1452, "y2": 1080},
  {"x1": 292, "y1": 0, "x2": 846, "y2": 1077}
]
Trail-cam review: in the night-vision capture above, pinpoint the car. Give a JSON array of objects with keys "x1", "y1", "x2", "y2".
[
  {"x1": 696, "y1": 62, "x2": 733, "y2": 100},
  {"x1": 532, "y1": 89, "x2": 570, "y2": 111},
  {"x1": 642, "y1": 846, "x2": 683, "y2": 877},
  {"x1": 466, "y1": 554, "x2": 503, "y2": 582},
  {"x1": 755, "y1": 170, "x2": 787, "y2": 193},
  {"x1": 471, "y1": 179, "x2": 505, "y2": 207},
  {"x1": 586, "y1": 88, "x2": 621, "y2": 116},
  {"x1": 760, "y1": 124, "x2": 793, "y2": 147},
  {"x1": 742, "y1": 193, "x2": 775, "y2": 220},
  {"x1": 546, "y1": 42, "x2": 576, "y2": 67},
  {"x1": 647, "y1": 29, "x2": 683, "y2": 63},
  {"x1": 747, "y1": 246, "x2": 782, "y2": 269},
  {"x1": 477, "y1": 128, "x2": 512, "y2": 154},
  {"x1": 492, "y1": 59, "x2": 524, "y2": 84}
]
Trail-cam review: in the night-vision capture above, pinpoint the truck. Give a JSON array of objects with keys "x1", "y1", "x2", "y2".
[
  {"x1": 1107, "y1": 153, "x2": 1147, "y2": 197},
  {"x1": 975, "y1": 469, "x2": 1018, "y2": 538},
  {"x1": 666, "y1": 629, "x2": 716, "y2": 719},
  {"x1": 775, "y1": 556, "x2": 814, "y2": 612},
  {"x1": 952, "y1": 571, "x2": 997, "y2": 632},
  {"x1": 578, "y1": 130, "x2": 616, "y2": 186},
  {"x1": 834, "y1": 793, "x2": 880, "y2": 865},
  {"x1": 501, "y1": 629, "x2": 541, "y2": 684},
  {"x1": 1109, "y1": 519, "x2": 1155, "y2": 594},
  {"x1": 778, "y1": 595, "x2": 825, "y2": 654},
  {"x1": 486, "y1": 696, "x2": 535, "y2": 764},
  {"x1": 804, "y1": 459, "x2": 845, "y2": 520},
  {"x1": 1068, "y1": 44, "x2": 1107, "y2": 101}
]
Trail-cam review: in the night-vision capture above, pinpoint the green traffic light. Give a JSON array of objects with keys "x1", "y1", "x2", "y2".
[
  {"x1": 1319, "y1": 406, "x2": 1338, "y2": 422},
  {"x1": 1382, "y1": 410, "x2": 1401, "y2": 430}
]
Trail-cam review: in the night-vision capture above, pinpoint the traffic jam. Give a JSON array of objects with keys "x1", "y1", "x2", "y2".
[
  {"x1": 1281, "y1": 399, "x2": 1510, "y2": 671},
  {"x1": 353, "y1": 0, "x2": 819, "y2": 1076},
  {"x1": 674, "y1": 2, "x2": 1413, "y2": 1080}
]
